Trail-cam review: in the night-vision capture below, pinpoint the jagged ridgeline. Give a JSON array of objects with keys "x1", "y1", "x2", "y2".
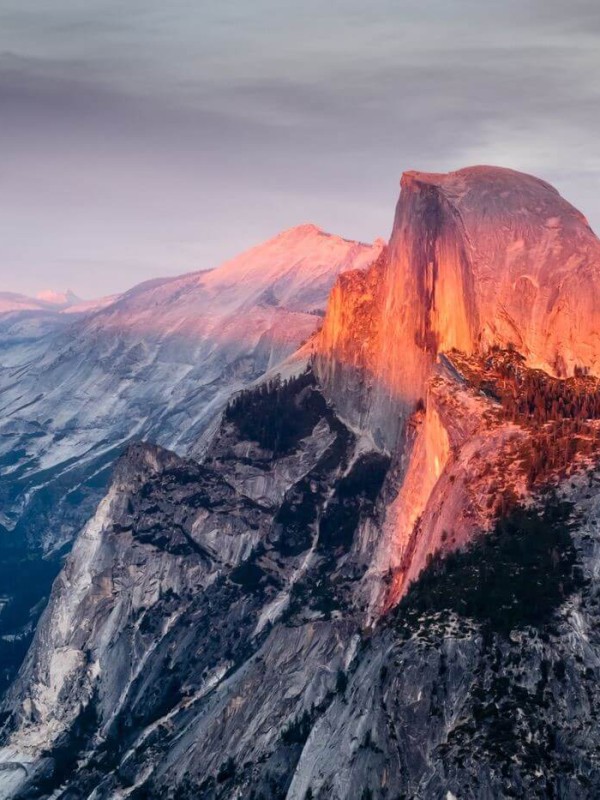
[
  {"x1": 3, "y1": 166, "x2": 600, "y2": 799},
  {"x1": 0, "y1": 224, "x2": 384, "y2": 707}
]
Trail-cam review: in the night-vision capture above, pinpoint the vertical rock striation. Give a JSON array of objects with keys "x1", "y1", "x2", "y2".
[{"x1": 316, "y1": 166, "x2": 600, "y2": 449}]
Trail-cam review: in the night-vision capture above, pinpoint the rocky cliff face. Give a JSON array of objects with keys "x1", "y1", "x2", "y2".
[
  {"x1": 0, "y1": 226, "x2": 382, "y2": 697},
  {"x1": 0, "y1": 372, "x2": 388, "y2": 798},
  {"x1": 315, "y1": 165, "x2": 600, "y2": 603},
  {"x1": 285, "y1": 479, "x2": 600, "y2": 800},
  {"x1": 0, "y1": 224, "x2": 381, "y2": 554},
  {"x1": 316, "y1": 166, "x2": 600, "y2": 448},
  {"x1": 2, "y1": 366, "x2": 600, "y2": 800},
  {"x1": 3, "y1": 167, "x2": 600, "y2": 799}
]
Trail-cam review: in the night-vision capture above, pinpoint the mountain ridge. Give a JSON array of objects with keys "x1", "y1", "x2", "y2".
[
  {"x1": 0, "y1": 224, "x2": 383, "y2": 706},
  {"x1": 2, "y1": 168, "x2": 600, "y2": 798}
]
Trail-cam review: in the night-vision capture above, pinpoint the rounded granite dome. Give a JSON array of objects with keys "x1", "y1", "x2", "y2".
[
  {"x1": 384, "y1": 165, "x2": 600, "y2": 381},
  {"x1": 400, "y1": 165, "x2": 592, "y2": 234}
]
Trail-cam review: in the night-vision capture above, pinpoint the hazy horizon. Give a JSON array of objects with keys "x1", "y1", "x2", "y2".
[{"x1": 2, "y1": 0, "x2": 600, "y2": 298}]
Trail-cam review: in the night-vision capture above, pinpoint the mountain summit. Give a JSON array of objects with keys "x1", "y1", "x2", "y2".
[
  {"x1": 390, "y1": 166, "x2": 600, "y2": 374},
  {"x1": 317, "y1": 165, "x2": 600, "y2": 447},
  {"x1": 34, "y1": 289, "x2": 81, "y2": 307},
  {"x1": 0, "y1": 224, "x2": 382, "y2": 705}
]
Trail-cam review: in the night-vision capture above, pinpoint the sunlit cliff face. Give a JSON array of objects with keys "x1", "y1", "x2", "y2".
[
  {"x1": 315, "y1": 165, "x2": 600, "y2": 451},
  {"x1": 312, "y1": 248, "x2": 386, "y2": 438},
  {"x1": 313, "y1": 165, "x2": 600, "y2": 611}
]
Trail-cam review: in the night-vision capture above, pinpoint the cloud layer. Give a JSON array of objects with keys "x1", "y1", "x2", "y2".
[{"x1": 1, "y1": 0, "x2": 599, "y2": 295}]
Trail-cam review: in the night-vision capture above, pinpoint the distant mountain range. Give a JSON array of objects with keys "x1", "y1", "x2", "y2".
[{"x1": 0, "y1": 289, "x2": 79, "y2": 314}]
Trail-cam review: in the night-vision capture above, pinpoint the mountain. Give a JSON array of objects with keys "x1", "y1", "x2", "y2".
[
  {"x1": 0, "y1": 289, "x2": 84, "y2": 314},
  {"x1": 0, "y1": 226, "x2": 382, "y2": 697},
  {"x1": 316, "y1": 166, "x2": 600, "y2": 448},
  {"x1": 2, "y1": 168, "x2": 600, "y2": 799},
  {"x1": 34, "y1": 291, "x2": 81, "y2": 308},
  {"x1": 0, "y1": 292, "x2": 75, "y2": 314},
  {"x1": 314, "y1": 165, "x2": 600, "y2": 606},
  {"x1": 0, "y1": 224, "x2": 381, "y2": 550}
]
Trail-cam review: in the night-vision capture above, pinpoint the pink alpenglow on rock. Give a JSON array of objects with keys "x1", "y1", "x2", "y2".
[{"x1": 316, "y1": 166, "x2": 600, "y2": 449}]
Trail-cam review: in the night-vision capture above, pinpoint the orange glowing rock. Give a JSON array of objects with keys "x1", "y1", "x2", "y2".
[
  {"x1": 313, "y1": 166, "x2": 600, "y2": 611},
  {"x1": 316, "y1": 165, "x2": 600, "y2": 450}
]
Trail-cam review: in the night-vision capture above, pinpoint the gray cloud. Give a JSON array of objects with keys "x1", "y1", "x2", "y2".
[{"x1": 0, "y1": 1, "x2": 599, "y2": 296}]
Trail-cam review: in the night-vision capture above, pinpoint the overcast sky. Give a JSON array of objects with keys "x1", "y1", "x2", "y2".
[{"x1": 1, "y1": 0, "x2": 600, "y2": 297}]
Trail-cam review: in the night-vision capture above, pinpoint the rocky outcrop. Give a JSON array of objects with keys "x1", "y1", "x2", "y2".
[
  {"x1": 0, "y1": 373, "x2": 386, "y2": 798},
  {"x1": 316, "y1": 166, "x2": 600, "y2": 449},
  {"x1": 287, "y1": 480, "x2": 600, "y2": 800},
  {"x1": 395, "y1": 167, "x2": 600, "y2": 370},
  {"x1": 312, "y1": 247, "x2": 387, "y2": 436}
]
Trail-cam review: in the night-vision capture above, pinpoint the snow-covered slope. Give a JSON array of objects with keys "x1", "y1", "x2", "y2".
[
  {"x1": 60, "y1": 294, "x2": 121, "y2": 314},
  {"x1": 0, "y1": 289, "x2": 85, "y2": 314},
  {"x1": 0, "y1": 224, "x2": 381, "y2": 695},
  {"x1": 0, "y1": 224, "x2": 381, "y2": 550},
  {"x1": 34, "y1": 290, "x2": 81, "y2": 308}
]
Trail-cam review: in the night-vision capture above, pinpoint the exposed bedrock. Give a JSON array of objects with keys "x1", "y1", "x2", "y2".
[{"x1": 316, "y1": 166, "x2": 600, "y2": 450}]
